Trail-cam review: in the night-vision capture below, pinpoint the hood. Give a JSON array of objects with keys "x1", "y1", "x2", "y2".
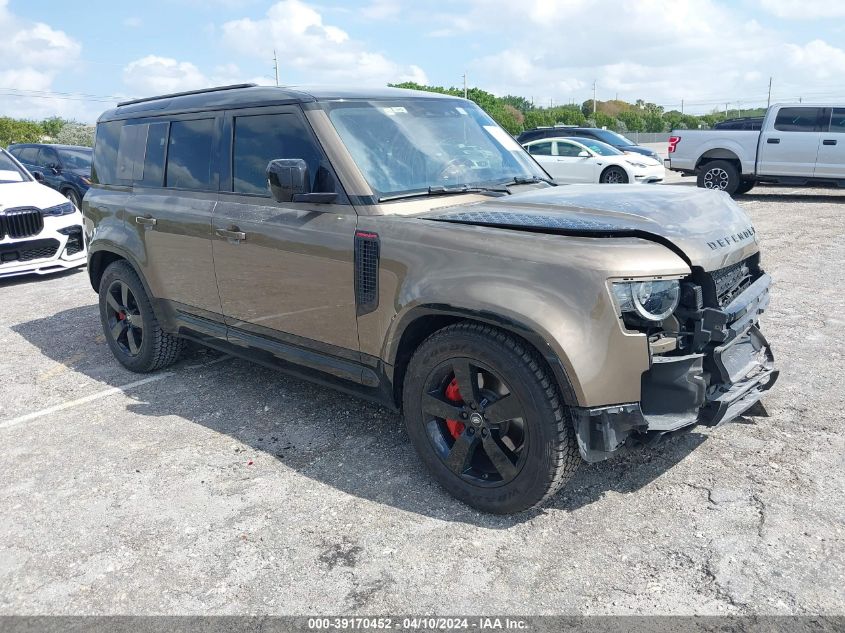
[
  {"x1": 418, "y1": 184, "x2": 759, "y2": 271},
  {"x1": 0, "y1": 180, "x2": 69, "y2": 211}
]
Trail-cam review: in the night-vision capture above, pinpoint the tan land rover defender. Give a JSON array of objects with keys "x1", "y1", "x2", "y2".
[{"x1": 83, "y1": 85, "x2": 778, "y2": 514}]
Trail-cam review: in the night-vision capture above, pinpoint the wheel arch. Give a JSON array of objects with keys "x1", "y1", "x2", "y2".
[
  {"x1": 695, "y1": 148, "x2": 742, "y2": 172},
  {"x1": 385, "y1": 305, "x2": 580, "y2": 411},
  {"x1": 88, "y1": 244, "x2": 151, "y2": 298}
]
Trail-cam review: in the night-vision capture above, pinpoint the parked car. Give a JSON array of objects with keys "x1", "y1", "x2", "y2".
[
  {"x1": 6, "y1": 143, "x2": 92, "y2": 208},
  {"x1": 517, "y1": 126, "x2": 660, "y2": 161},
  {"x1": 713, "y1": 116, "x2": 764, "y2": 131},
  {"x1": 84, "y1": 84, "x2": 777, "y2": 514},
  {"x1": 667, "y1": 103, "x2": 845, "y2": 194},
  {"x1": 523, "y1": 137, "x2": 665, "y2": 184},
  {"x1": 0, "y1": 147, "x2": 87, "y2": 279}
]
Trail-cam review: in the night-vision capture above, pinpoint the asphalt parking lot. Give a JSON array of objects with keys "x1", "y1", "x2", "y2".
[{"x1": 1, "y1": 182, "x2": 843, "y2": 616}]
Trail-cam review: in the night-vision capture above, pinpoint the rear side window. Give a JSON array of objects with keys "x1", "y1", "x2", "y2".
[
  {"x1": 140, "y1": 122, "x2": 168, "y2": 186},
  {"x1": 14, "y1": 147, "x2": 38, "y2": 163},
  {"x1": 232, "y1": 112, "x2": 323, "y2": 195},
  {"x1": 527, "y1": 142, "x2": 552, "y2": 156},
  {"x1": 92, "y1": 120, "x2": 124, "y2": 185},
  {"x1": 829, "y1": 108, "x2": 845, "y2": 133},
  {"x1": 38, "y1": 147, "x2": 58, "y2": 167},
  {"x1": 774, "y1": 107, "x2": 823, "y2": 132},
  {"x1": 165, "y1": 119, "x2": 214, "y2": 190}
]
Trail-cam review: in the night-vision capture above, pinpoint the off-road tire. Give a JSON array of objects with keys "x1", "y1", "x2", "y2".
[
  {"x1": 98, "y1": 260, "x2": 184, "y2": 372},
  {"x1": 600, "y1": 166, "x2": 629, "y2": 184},
  {"x1": 697, "y1": 159, "x2": 741, "y2": 194},
  {"x1": 403, "y1": 322, "x2": 581, "y2": 514}
]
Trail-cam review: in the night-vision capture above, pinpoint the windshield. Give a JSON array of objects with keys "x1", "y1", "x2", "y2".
[
  {"x1": 323, "y1": 98, "x2": 548, "y2": 199},
  {"x1": 593, "y1": 129, "x2": 635, "y2": 146},
  {"x1": 0, "y1": 150, "x2": 28, "y2": 183},
  {"x1": 58, "y1": 148, "x2": 92, "y2": 171},
  {"x1": 578, "y1": 139, "x2": 623, "y2": 156}
]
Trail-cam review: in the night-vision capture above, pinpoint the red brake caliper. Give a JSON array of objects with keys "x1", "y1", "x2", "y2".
[{"x1": 444, "y1": 377, "x2": 465, "y2": 440}]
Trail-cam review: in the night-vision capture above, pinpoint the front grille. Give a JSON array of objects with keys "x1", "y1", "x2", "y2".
[
  {"x1": 710, "y1": 258, "x2": 754, "y2": 307},
  {"x1": 0, "y1": 207, "x2": 44, "y2": 239},
  {"x1": 0, "y1": 238, "x2": 60, "y2": 264}
]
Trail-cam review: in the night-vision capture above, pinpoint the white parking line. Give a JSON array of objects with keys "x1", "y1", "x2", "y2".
[{"x1": 0, "y1": 355, "x2": 232, "y2": 430}]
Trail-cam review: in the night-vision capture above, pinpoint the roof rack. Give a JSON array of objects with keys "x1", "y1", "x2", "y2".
[{"x1": 117, "y1": 83, "x2": 258, "y2": 107}]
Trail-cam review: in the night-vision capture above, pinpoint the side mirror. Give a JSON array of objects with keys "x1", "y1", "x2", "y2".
[
  {"x1": 32, "y1": 171, "x2": 45, "y2": 182},
  {"x1": 578, "y1": 151, "x2": 590, "y2": 158},
  {"x1": 266, "y1": 159, "x2": 310, "y2": 202},
  {"x1": 266, "y1": 158, "x2": 339, "y2": 204}
]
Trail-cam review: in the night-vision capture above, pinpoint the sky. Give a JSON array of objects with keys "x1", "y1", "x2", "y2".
[{"x1": 1, "y1": 0, "x2": 845, "y2": 123}]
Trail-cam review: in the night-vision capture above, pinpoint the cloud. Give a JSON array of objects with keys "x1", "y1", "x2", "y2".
[
  {"x1": 757, "y1": 0, "x2": 845, "y2": 19},
  {"x1": 220, "y1": 0, "x2": 428, "y2": 85},
  {"x1": 422, "y1": 0, "x2": 845, "y2": 111},
  {"x1": 0, "y1": 0, "x2": 90, "y2": 119},
  {"x1": 123, "y1": 16, "x2": 143, "y2": 28},
  {"x1": 121, "y1": 56, "x2": 270, "y2": 97},
  {"x1": 360, "y1": 0, "x2": 401, "y2": 20}
]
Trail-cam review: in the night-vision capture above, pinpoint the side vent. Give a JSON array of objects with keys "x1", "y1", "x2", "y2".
[{"x1": 354, "y1": 230, "x2": 380, "y2": 316}]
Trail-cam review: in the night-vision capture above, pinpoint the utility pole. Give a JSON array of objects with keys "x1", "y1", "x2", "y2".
[
  {"x1": 725, "y1": 103, "x2": 729, "y2": 119},
  {"x1": 592, "y1": 81, "x2": 597, "y2": 116},
  {"x1": 767, "y1": 76, "x2": 772, "y2": 108},
  {"x1": 681, "y1": 99, "x2": 684, "y2": 115},
  {"x1": 462, "y1": 72, "x2": 467, "y2": 99},
  {"x1": 273, "y1": 50, "x2": 279, "y2": 86}
]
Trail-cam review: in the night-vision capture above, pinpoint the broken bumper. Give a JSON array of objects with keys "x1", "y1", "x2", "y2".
[{"x1": 573, "y1": 273, "x2": 779, "y2": 463}]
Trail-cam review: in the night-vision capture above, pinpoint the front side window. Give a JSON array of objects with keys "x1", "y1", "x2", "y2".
[
  {"x1": 324, "y1": 98, "x2": 547, "y2": 199},
  {"x1": 527, "y1": 142, "x2": 553, "y2": 156},
  {"x1": 555, "y1": 141, "x2": 582, "y2": 157},
  {"x1": 58, "y1": 148, "x2": 92, "y2": 171},
  {"x1": 829, "y1": 108, "x2": 845, "y2": 133},
  {"x1": 165, "y1": 119, "x2": 214, "y2": 190},
  {"x1": 37, "y1": 148, "x2": 58, "y2": 168},
  {"x1": 774, "y1": 107, "x2": 823, "y2": 132},
  {"x1": 232, "y1": 112, "x2": 324, "y2": 195}
]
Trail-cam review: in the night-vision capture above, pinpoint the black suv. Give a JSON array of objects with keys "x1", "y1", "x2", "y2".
[
  {"x1": 7, "y1": 144, "x2": 92, "y2": 209},
  {"x1": 516, "y1": 127, "x2": 659, "y2": 161}
]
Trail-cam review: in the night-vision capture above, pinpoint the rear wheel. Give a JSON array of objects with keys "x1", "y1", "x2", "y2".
[
  {"x1": 600, "y1": 166, "x2": 629, "y2": 184},
  {"x1": 697, "y1": 160, "x2": 740, "y2": 194},
  {"x1": 98, "y1": 260, "x2": 184, "y2": 372},
  {"x1": 402, "y1": 322, "x2": 580, "y2": 514}
]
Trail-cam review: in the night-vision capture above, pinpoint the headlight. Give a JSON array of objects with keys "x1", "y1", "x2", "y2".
[
  {"x1": 625, "y1": 159, "x2": 648, "y2": 168},
  {"x1": 42, "y1": 202, "x2": 76, "y2": 216},
  {"x1": 612, "y1": 280, "x2": 680, "y2": 322}
]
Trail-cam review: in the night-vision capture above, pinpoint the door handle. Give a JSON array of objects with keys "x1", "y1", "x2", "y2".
[
  {"x1": 135, "y1": 216, "x2": 157, "y2": 226},
  {"x1": 215, "y1": 227, "x2": 246, "y2": 241},
  {"x1": 767, "y1": 138, "x2": 780, "y2": 144},
  {"x1": 823, "y1": 139, "x2": 838, "y2": 146}
]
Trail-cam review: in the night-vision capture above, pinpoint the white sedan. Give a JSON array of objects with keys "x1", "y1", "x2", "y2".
[
  {"x1": 523, "y1": 137, "x2": 665, "y2": 184},
  {"x1": 0, "y1": 147, "x2": 87, "y2": 279}
]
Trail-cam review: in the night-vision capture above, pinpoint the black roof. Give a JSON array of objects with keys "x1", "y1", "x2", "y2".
[{"x1": 98, "y1": 84, "x2": 461, "y2": 122}]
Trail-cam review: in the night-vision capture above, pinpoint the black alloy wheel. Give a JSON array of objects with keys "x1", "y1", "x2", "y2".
[
  {"x1": 422, "y1": 357, "x2": 528, "y2": 486},
  {"x1": 105, "y1": 279, "x2": 144, "y2": 357}
]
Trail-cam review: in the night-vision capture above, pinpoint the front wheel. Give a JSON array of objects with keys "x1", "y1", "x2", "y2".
[
  {"x1": 98, "y1": 260, "x2": 184, "y2": 372},
  {"x1": 600, "y1": 166, "x2": 629, "y2": 184},
  {"x1": 402, "y1": 322, "x2": 581, "y2": 514},
  {"x1": 64, "y1": 188, "x2": 82, "y2": 209},
  {"x1": 697, "y1": 160, "x2": 741, "y2": 194}
]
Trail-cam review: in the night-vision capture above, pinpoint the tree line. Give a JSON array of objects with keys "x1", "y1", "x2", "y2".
[
  {"x1": 390, "y1": 82, "x2": 766, "y2": 135},
  {"x1": 0, "y1": 116, "x2": 95, "y2": 147}
]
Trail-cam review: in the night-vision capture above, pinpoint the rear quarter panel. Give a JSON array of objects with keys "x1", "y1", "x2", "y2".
[{"x1": 670, "y1": 130, "x2": 760, "y2": 175}]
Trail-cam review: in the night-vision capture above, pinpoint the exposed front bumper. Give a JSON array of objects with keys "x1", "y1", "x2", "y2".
[
  {"x1": 573, "y1": 272, "x2": 778, "y2": 463},
  {"x1": 632, "y1": 164, "x2": 666, "y2": 184},
  {"x1": 0, "y1": 215, "x2": 87, "y2": 279}
]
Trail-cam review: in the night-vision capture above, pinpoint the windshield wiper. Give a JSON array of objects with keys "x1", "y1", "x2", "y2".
[
  {"x1": 378, "y1": 184, "x2": 510, "y2": 203},
  {"x1": 499, "y1": 175, "x2": 555, "y2": 187}
]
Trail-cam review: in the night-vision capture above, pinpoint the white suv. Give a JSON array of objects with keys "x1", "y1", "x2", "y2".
[{"x1": 0, "y1": 148, "x2": 87, "y2": 279}]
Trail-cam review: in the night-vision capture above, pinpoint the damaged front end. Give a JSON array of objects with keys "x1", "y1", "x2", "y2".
[{"x1": 573, "y1": 253, "x2": 779, "y2": 463}]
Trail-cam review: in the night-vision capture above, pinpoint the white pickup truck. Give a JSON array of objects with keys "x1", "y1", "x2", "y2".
[{"x1": 667, "y1": 103, "x2": 845, "y2": 195}]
